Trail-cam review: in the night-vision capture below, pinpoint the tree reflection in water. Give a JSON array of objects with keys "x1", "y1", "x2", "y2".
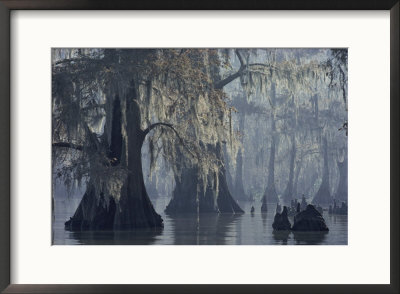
[
  {"x1": 55, "y1": 198, "x2": 347, "y2": 245},
  {"x1": 68, "y1": 228, "x2": 163, "y2": 245},
  {"x1": 292, "y1": 231, "x2": 328, "y2": 245},
  {"x1": 169, "y1": 213, "x2": 242, "y2": 245},
  {"x1": 272, "y1": 230, "x2": 291, "y2": 245}
]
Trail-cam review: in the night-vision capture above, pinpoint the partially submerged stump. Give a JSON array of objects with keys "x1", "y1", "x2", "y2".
[
  {"x1": 272, "y1": 206, "x2": 292, "y2": 231},
  {"x1": 292, "y1": 204, "x2": 329, "y2": 231}
]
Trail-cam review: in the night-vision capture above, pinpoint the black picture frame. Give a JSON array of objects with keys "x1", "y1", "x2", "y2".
[{"x1": 0, "y1": 1, "x2": 398, "y2": 293}]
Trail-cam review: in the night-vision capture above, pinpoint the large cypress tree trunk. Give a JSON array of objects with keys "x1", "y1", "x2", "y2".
[
  {"x1": 223, "y1": 143, "x2": 235, "y2": 193},
  {"x1": 216, "y1": 143, "x2": 244, "y2": 213},
  {"x1": 166, "y1": 143, "x2": 244, "y2": 214},
  {"x1": 65, "y1": 80, "x2": 163, "y2": 231},
  {"x1": 165, "y1": 144, "x2": 218, "y2": 215},
  {"x1": 233, "y1": 114, "x2": 248, "y2": 201},
  {"x1": 165, "y1": 165, "x2": 217, "y2": 214},
  {"x1": 312, "y1": 136, "x2": 332, "y2": 206},
  {"x1": 282, "y1": 134, "x2": 296, "y2": 204},
  {"x1": 261, "y1": 133, "x2": 279, "y2": 211},
  {"x1": 261, "y1": 83, "x2": 279, "y2": 211},
  {"x1": 167, "y1": 49, "x2": 245, "y2": 215}
]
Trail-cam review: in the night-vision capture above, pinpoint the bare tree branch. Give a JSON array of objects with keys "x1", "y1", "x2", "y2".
[
  {"x1": 142, "y1": 122, "x2": 197, "y2": 158},
  {"x1": 214, "y1": 49, "x2": 246, "y2": 89},
  {"x1": 53, "y1": 142, "x2": 83, "y2": 151},
  {"x1": 142, "y1": 122, "x2": 175, "y2": 137}
]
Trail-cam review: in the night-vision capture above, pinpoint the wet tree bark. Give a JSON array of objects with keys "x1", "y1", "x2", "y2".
[{"x1": 65, "y1": 80, "x2": 163, "y2": 231}]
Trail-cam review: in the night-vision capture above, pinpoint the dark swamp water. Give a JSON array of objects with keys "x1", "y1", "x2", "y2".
[{"x1": 53, "y1": 196, "x2": 348, "y2": 245}]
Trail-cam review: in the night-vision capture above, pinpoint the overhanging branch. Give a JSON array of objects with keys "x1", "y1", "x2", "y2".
[
  {"x1": 214, "y1": 49, "x2": 246, "y2": 89},
  {"x1": 53, "y1": 142, "x2": 83, "y2": 151},
  {"x1": 142, "y1": 122, "x2": 197, "y2": 158},
  {"x1": 142, "y1": 122, "x2": 173, "y2": 137}
]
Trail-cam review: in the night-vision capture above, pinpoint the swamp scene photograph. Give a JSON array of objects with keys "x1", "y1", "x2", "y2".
[{"x1": 52, "y1": 48, "x2": 348, "y2": 245}]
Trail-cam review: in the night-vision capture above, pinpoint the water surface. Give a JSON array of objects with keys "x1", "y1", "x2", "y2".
[{"x1": 53, "y1": 196, "x2": 348, "y2": 245}]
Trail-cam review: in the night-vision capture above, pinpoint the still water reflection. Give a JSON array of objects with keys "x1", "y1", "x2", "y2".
[{"x1": 53, "y1": 196, "x2": 347, "y2": 245}]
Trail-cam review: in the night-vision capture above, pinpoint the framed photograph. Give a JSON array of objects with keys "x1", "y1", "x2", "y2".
[{"x1": 1, "y1": 1, "x2": 398, "y2": 293}]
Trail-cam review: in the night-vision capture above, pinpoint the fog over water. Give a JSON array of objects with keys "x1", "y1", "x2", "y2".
[
  {"x1": 52, "y1": 48, "x2": 348, "y2": 245},
  {"x1": 54, "y1": 196, "x2": 347, "y2": 245}
]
